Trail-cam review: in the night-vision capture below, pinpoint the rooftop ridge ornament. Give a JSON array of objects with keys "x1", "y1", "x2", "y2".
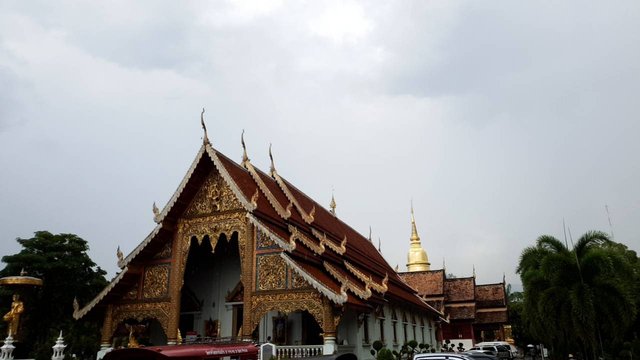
[
  {"x1": 241, "y1": 130, "x2": 249, "y2": 167},
  {"x1": 269, "y1": 143, "x2": 275, "y2": 177},
  {"x1": 152, "y1": 202, "x2": 161, "y2": 223},
  {"x1": 270, "y1": 144, "x2": 315, "y2": 223},
  {"x1": 116, "y1": 246, "x2": 124, "y2": 266},
  {"x1": 329, "y1": 192, "x2": 337, "y2": 216},
  {"x1": 200, "y1": 108, "x2": 210, "y2": 145}
]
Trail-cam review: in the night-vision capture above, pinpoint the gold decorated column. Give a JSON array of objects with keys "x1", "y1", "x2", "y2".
[
  {"x1": 100, "y1": 304, "x2": 114, "y2": 348},
  {"x1": 166, "y1": 228, "x2": 184, "y2": 344},
  {"x1": 241, "y1": 221, "x2": 255, "y2": 337}
]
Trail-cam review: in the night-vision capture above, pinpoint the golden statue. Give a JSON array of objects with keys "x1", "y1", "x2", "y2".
[
  {"x1": 3, "y1": 294, "x2": 24, "y2": 337},
  {"x1": 127, "y1": 325, "x2": 140, "y2": 348}
]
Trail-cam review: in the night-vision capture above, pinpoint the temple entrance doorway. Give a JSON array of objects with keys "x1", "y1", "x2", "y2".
[
  {"x1": 180, "y1": 232, "x2": 242, "y2": 340},
  {"x1": 257, "y1": 310, "x2": 322, "y2": 346}
]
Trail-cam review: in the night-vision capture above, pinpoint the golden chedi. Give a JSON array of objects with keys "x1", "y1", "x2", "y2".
[{"x1": 406, "y1": 206, "x2": 430, "y2": 272}]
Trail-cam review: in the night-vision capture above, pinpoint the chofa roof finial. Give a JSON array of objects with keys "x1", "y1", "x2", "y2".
[
  {"x1": 200, "y1": 108, "x2": 209, "y2": 145},
  {"x1": 241, "y1": 130, "x2": 249, "y2": 167},
  {"x1": 329, "y1": 191, "x2": 337, "y2": 216},
  {"x1": 269, "y1": 143, "x2": 276, "y2": 177}
]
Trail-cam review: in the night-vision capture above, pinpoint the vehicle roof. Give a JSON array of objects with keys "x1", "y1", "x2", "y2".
[{"x1": 414, "y1": 353, "x2": 473, "y2": 360}]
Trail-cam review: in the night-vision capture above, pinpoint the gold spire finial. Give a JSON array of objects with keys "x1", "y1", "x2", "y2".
[
  {"x1": 410, "y1": 202, "x2": 420, "y2": 242},
  {"x1": 200, "y1": 108, "x2": 209, "y2": 145},
  {"x1": 329, "y1": 191, "x2": 337, "y2": 216},
  {"x1": 241, "y1": 130, "x2": 249, "y2": 167},
  {"x1": 406, "y1": 203, "x2": 430, "y2": 272},
  {"x1": 269, "y1": 143, "x2": 276, "y2": 177}
]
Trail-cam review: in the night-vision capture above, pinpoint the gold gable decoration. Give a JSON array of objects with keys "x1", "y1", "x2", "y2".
[
  {"x1": 184, "y1": 170, "x2": 243, "y2": 217},
  {"x1": 257, "y1": 254, "x2": 287, "y2": 291},
  {"x1": 142, "y1": 264, "x2": 170, "y2": 299}
]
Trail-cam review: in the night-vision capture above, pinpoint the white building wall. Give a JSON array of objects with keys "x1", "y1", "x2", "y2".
[{"x1": 349, "y1": 304, "x2": 438, "y2": 360}]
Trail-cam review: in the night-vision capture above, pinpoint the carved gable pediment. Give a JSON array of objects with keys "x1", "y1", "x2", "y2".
[{"x1": 184, "y1": 170, "x2": 243, "y2": 217}]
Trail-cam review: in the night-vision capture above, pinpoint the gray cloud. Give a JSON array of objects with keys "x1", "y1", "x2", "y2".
[{"x1": 0, "y1": 1, "x2": 638, "y2": 289}]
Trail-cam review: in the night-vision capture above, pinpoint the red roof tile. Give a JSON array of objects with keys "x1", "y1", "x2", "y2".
[{"x1": 444, "y1": 277, "x2": 475, "y2": 302}]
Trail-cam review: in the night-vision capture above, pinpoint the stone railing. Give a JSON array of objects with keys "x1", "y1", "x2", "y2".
[{"x1": 276, "y1": 344, "x2": 323, "y2": 359}]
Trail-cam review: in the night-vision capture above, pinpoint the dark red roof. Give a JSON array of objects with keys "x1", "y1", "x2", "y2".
[
  {"x1": 475, "y1": 310, "x2": 508, "y2": 324},
  {"x1": 398, "y1": 269, "x2": 445, "y2": 296},
  {"x1": 475, "y1": 283, "x2": 506, "y2": 309},
  {"x1": 444, "y1": 277, "x2": 475, "y2": 302}
]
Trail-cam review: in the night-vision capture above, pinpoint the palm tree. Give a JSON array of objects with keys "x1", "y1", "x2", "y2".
[{"x1": 517, "y1": 231, "x2": 636, "y2": 360}]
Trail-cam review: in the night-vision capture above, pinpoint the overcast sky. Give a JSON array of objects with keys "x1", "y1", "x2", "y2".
[{"x1": 1, "y1": 1, "x2": 639, "y2": 289}]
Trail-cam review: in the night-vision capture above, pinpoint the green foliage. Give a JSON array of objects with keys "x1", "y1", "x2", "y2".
[
  {"x1": 377, "y1": 348, "x2": 394, "y2": 360},
  {"x1": 0, "y1": 231, "x2": 108, "y2": 360},
  {"x1": 517, "y1": 231, "x2": 639, "y2": 360}
]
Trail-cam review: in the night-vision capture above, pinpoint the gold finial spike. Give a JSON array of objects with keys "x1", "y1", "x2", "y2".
[
  {"x1": 269, "y1": 143, "x2": 276, "y2": 177},
  {"x1": 200, "y1": 108, "x2": 209, "y2": 145},
  {"x1": 410, "y1": 202, "x2": 420, "y2": 242},
  {"x1": 329, "y1": 192, "x2": 337, "y2": 216},
  {"x1": 241, "y1": 130, "x2": 249, "y2": 167},
  {"x1": 406, "y1": 202, "x2": 431, "y2": 272}
]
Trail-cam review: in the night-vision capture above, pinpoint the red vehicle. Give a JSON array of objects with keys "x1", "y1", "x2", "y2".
[{"x1": 102, "y1": 341, "x2": 259, "y2": 360}]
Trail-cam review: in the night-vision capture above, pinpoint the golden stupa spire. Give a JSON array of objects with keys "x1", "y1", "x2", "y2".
[{"x1": 406, "y1": 203, "x2": 431, "y2": 272}]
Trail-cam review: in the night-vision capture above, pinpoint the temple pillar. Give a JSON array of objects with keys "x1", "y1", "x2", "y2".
[
  {"x1": 323, "y1": 333, "x2": 337, "y2": 355},
  {"x1": 100, "y1": 304, "x2": 113, "y2": 349},
  {"x1": 166, "y1": 229, "x2": 183, "y2": 344},
  {"x1": 241, "y1": 221, "x2": 254, "y2": 337},
  {"x1": 321, "y1": 299, "x2": 337, "y2": 355}
]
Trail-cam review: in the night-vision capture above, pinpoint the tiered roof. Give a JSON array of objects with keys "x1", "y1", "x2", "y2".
[{"x1": 75, "y1": 138, "x2": 442, "y2": 319}]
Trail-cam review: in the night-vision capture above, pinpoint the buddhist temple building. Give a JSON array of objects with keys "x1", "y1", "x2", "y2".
[
  {"x1": 398, "y1": 212, "x2": 510, "y2": 350},
  {"x1": 73, "y1": 119, "x2": 444, "y2": 359}
]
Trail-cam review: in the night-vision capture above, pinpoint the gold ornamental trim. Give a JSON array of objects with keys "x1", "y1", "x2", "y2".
[
  {"x1": 247, "y1": 214, "x2": 294, "y2": 251},
  {"x1": 288, "y1": 225, "x2": 324, "y2": 255},
  {"x1": 0, "y1": 276, "x2": 43, "y2": 286},
  {"x1": 344, "y1": 261, "x2": 388, "y2": 294},
  {"x1": 74, "y1": 267, "x2": 130, "y2": 320},
  {"x1": 111, "y1": 301, "x2": 172, "y2": 339},
  {"x1": 249, "y1": 291, "x2": 324, "y2": 331},
  {"x1": 323, "y1": 261, "x2": 371, "y2": 300},
  {"x1": 272, "y1": 171, "x2": 315, "y2": 224},
  {"x1": 118, "y1": 224, "x2": 163, "y2": 269},
  {"x1": 243, "y1": 159, "x2": 291, "y2": 219},
  {"x1": 280, "y1": 253, "x2": 347, "y2": 305},
  {"x1": 311, "y1": 228, "x2": 346, "y2": 255}
]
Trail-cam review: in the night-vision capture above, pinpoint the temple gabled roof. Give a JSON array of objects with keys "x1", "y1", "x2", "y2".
[
  {"x1": 475, "y1": 283, "x2": 507, "y2": 309},
  {"x1": 443, "y1": 277, "x2": 476, "y2": 303},
  {"x1": 75, "y1": 139, "x2": 442, "y2": 319},
  {"x1": 398, "y1": 269, "x2": 445, "y2": 297}
]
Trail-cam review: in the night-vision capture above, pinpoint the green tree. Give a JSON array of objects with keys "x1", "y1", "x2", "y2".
[
  {"x1": 0, "y1": 231, "x2": 108, "y2": 360},
  {"x1": 517, "y1": 231, "x2": 636, "y2": 360}
]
